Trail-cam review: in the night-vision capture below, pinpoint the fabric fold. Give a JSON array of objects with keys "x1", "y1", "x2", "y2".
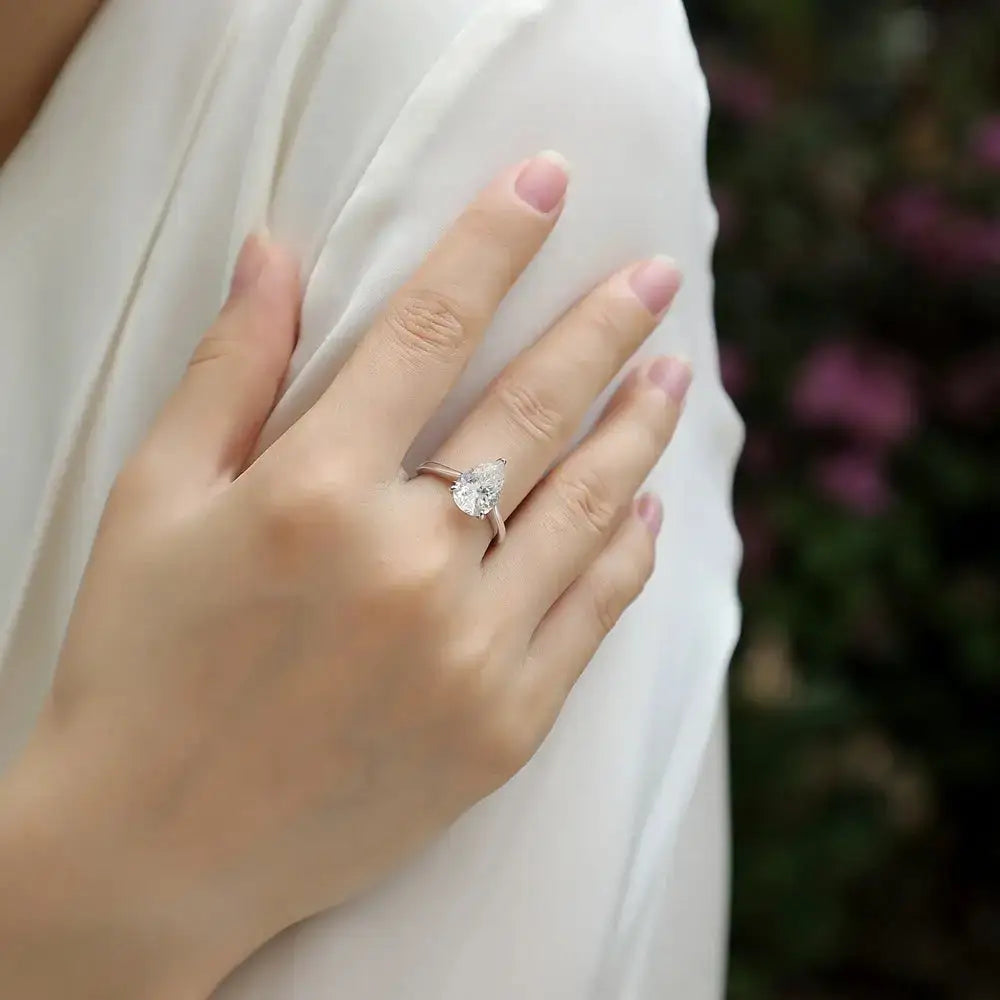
[{"x1": 0, "y1": 2, "x2": 741, "y2": 996}]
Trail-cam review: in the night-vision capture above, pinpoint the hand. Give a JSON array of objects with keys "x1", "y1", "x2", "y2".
[{"x1": 0, "y1": 152, "x2": 689, "y2": 999}]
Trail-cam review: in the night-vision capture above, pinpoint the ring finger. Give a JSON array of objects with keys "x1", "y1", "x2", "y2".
[{"x1": 420, "y1": 256, "x2": 682, "y2": 538}]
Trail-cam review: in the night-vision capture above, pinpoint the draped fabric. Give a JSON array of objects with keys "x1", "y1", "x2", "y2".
[{"x1": 0, "y1": 1, "x2": 742, "y2": 995}]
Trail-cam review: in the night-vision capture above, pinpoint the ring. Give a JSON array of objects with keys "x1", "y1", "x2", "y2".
[{"x1": 415, "y1": 459, "x2": 507, "y2": 546}]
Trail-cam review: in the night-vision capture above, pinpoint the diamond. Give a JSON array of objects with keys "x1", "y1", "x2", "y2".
[{"x1": 451, "y1": 459, "x2": 506, "y2": 518}]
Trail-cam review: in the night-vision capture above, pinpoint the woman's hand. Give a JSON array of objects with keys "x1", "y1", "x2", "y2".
[{"x1": 0, "y1": 153, "x2": 689, "y2": 999}]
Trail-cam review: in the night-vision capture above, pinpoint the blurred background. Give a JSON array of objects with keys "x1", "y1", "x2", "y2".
[{"x1": 685, "y1": 2, "x2": 1000, "y2": 997}]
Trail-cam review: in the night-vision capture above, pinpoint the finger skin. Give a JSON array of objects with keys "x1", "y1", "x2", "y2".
[
  {"x1": 487, "y1": 356, "x2": 689, "y2": 621},
  {"x1": 426, "y1": 256, "x2": 681, "y2": 519},
  {"x1": 295, "y1": 153, "x2": 569, "y2": 481},
  {"x1": 515, "y1": 496, "x2": 660, "y2": 733},
  {"x1": 138, "y1": 234, "x2": 301, "y2": 500}
]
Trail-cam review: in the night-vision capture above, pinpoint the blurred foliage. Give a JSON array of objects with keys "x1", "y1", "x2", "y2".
[{"x1": 686, "y1": 1, "x2": 1000, "y2": 997}]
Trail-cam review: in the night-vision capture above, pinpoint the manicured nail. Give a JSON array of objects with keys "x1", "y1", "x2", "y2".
[
  {"x1": 629, "y1": 256, "x2": 682, "y2": 317},
  {"x1": 229, "y1": 231, "x2": 270, "y2": 298},
  {"x1": 636, "y1": 493, "x2": 663, "y2": 536},
  {"x1": 514, "y1": 150, "x2": 570, "y2": 213},
  {"x1": 647, "y1": 356, "x2": 692, "y2": 404}
]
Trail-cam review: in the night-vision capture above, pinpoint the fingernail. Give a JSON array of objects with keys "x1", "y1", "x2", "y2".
[
  {"x1": 229, "y1": 230, "x2": 270, "y2": 299},
  {"x1": 636, "y1": 493, "x2": 663, "y2": 536},
  {"x1": 514, "y1": 150, "x2": 570, "y2": 214},
  {"x1": 629, "y1": 256, "x2": 682, "y2": 317},
  {"x1": 647, "y1": 356, "x2": 692, "y2": 404}
]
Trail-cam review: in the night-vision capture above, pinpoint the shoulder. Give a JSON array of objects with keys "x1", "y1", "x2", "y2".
[
  {"x1": 235, "y1": 0, "x2": 712, "y2": 254},
  {"x1": 226, "y1": 0, "x2": 709, "y2": 130}
]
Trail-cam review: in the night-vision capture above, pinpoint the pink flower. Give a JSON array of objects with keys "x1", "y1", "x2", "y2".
[
  {"x1": 791, "y1": 341, "x2": 918, "y2": 446},
  {"x1": 971, "y1": 116, "x2": 1000, "y2": 171},
  {"x1": 814, "y1": 450, "x2": 892, "y2": 516},
  {"x1": 719, "y1": 342, "x2": 751, "y2": 398},
  {"x1": 877, "y1": 187, "x2": 1000, "y2": 276},
  {"x1": 878, "y1": 187, "x2": 945, "y2": 247}
]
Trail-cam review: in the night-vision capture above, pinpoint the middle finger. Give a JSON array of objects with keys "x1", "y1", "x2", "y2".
[{"x1": 422, "y1": 256, "x2": 681, "y2": 518}]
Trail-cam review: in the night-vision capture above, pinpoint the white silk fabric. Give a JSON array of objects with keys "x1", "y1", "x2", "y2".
[{"x1": 0, "y1": 0, "x2": 743, "y2": 996}]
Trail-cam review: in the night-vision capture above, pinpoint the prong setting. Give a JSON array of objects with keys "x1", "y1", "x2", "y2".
[{"x1": 450, "y1": 459, "x2": 506, "y2": 519}]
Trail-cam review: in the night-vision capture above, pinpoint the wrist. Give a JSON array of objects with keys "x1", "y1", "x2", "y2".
[{"x1": 0, "y1": 734, "x2": 209, "y2": 999}]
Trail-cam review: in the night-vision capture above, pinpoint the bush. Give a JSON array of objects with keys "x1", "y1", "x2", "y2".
[{"x1": 687, "y1": 2, "x2": 1000, "y2": 996}]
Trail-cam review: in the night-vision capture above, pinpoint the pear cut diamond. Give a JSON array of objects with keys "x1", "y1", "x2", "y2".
[{"x1": 451, "y1": 459, "x2": 506, "y2": 518}]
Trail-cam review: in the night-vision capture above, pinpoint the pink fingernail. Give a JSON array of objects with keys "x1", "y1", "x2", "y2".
[
  {"x1": 636, "y1": 493, "x2": 663, "y2": 536},
  {"x1": 629, "y1": 256, "x2": 682, "y2": 317},
  {"x1": 514, "y1": 150, "x2": 570, "y2": 214},
  {"x1": 229, "y1": 231, "x2": 270, "y2": 298},
  {"x1": 646, "y1": 356, "x2": 692, "y2": 405}
]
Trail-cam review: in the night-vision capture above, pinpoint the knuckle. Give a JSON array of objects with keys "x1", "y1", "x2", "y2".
[
  {"x1": 493, "y1": 374, "x2": 563, "y2": 445},
  {"x1": 587, "y1": 295, "x2": 637, "y2": 347},
  {"x1": 376, "y1": 536, "x2": 455, "y2": 609},
  {"x1": 383, "y1": 288, "x2": 471, "y2": 363},
  {"x1": 590, "y1": 573, "x2": 629, "y2": 635},
  {"x1": 591, "y1": 544, "x2": 653, "y2": 636},
  {"x1": 473, "y1": 708, "x2": 539, "y2": 783},
  {"x1": 255, "y1": 474, "x2": 350, "y2": 563},
  {"x1": 187, "y1": 322, "x2": 261, "y2": 373},
  {"x1": 611, "y1": 410, "x2": 669, "y2": 486},
  {"x1": 187, "y1": 336, "x2": 232, "y2": 371},
  {"x1": 443, "y1": 625, "x2": 497, "y2": 677},
  {"x1": 553, "y1": 467, "x2": 619, "y2": 538}
]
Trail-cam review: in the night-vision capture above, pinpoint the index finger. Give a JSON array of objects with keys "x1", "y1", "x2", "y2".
[{"x1": 299, "y1": 151, "x2": 569, "y2": 479}]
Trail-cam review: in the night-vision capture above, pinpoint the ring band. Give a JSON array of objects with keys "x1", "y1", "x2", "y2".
[{"x1": 415, "y1": 459, "x2": 507, "y2": 546}]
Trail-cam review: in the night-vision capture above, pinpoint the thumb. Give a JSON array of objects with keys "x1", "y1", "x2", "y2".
[{"x1": 143, "y1": 232, "x2": 301, "y2": 496}]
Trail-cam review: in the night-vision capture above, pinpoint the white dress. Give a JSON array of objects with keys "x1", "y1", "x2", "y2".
[{"x1": 0, "y1": 1, "x2": 743, "y2": 996}]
